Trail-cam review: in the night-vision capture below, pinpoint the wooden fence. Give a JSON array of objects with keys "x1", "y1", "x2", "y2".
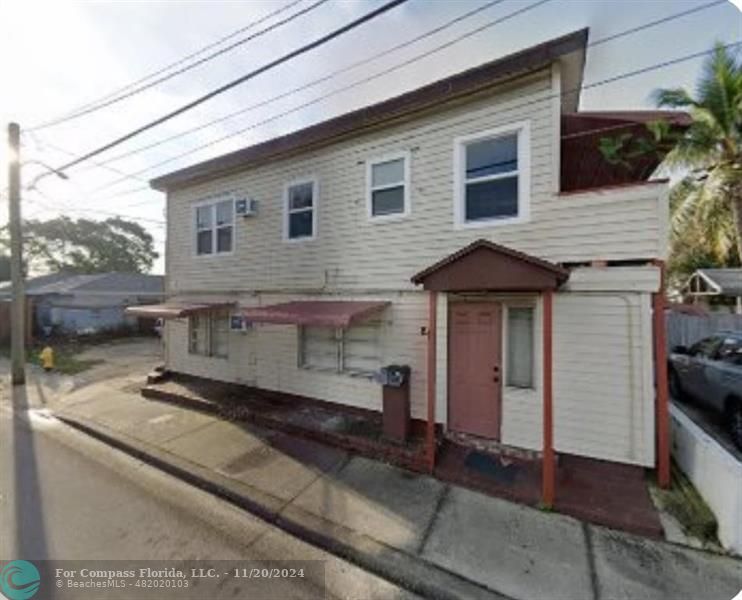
[{"x1": 666, "y1": 311, "x2": 742, "y2": 350}]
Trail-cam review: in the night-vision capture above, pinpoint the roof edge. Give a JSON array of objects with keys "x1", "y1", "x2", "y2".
[{"x1": 151, "y1": 28, "x2": 589, "y2": 192}]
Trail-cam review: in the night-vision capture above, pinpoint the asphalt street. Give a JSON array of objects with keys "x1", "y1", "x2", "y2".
[{"x1": 0, "y1": 383, "x2": 417, "y2": 600}]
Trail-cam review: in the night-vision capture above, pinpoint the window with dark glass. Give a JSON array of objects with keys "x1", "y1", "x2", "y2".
[
  {"x1": 464, "y1": 133, "x2": 519, "y2": 222},
  {"x1": 369, "y1": 157, "x2": 406, "y2": 217},
  {"x1": 286, "y1": 181, "x2": 315, "y2": 240}
]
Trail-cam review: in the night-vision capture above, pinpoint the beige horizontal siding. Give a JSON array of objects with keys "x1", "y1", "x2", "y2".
[
  {"x1": 553, "y1": 292, "x2": 655, "y2": 467},
  {"x1": 165, "y1": 69, "x2": 666, "y2": 295}
]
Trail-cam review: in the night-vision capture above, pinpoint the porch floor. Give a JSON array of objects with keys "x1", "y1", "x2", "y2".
[{"x1": 435, "y1": 440, "x2": 663, "y2": 538}]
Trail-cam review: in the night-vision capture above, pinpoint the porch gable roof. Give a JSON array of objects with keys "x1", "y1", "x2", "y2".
[{"x1": 411, "y1": 239, "x2": 569, "y2": 292}]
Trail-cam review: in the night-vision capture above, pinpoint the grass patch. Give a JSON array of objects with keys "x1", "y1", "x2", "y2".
[
  {"x1": 26, "y1": 343, "x2": 105, "y2": 375},
  {"x1": 652, "y1": 463, "x2": 718, "y2": 543}
]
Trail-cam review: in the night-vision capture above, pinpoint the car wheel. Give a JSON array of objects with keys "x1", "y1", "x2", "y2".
[
  {"x1": 669, "y1": 369, "x2": 685, "y2": 401},
  {"x1": 729, "y1": 400, "x2": 742, "y2": 451}
]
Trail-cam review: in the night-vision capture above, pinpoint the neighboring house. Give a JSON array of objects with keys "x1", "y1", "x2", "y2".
[
  {"x1": 131, "y1": 29, "x2": 685, "y2": 501},
  {"x1": 683, "y1": 268, "x2": 742, "y2": 314},
  {"x1": 0, "y1": 272, "x2": 164, "y2": 335}
]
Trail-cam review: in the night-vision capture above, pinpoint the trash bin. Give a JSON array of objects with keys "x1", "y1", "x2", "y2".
[{"x1": 378, "y1": 365, "x2": 411, "y2": 443}]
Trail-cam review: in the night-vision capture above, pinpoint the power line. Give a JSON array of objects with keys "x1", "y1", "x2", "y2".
[
  {"x1": 44, "y1": 0, "x2": 411, "y2": 173},
  {"x1": 92, "y1": 1, "x2": 728, "y2": 190},
  {"x1": 91, "y1": 0, "x2": 551, "y2": 190},
  {"x1": 28, "y1": 0, "x2": 331, "y2": 131},
  {"x1": 90, "y1": 0, "x2": 509, "y2": 168}
]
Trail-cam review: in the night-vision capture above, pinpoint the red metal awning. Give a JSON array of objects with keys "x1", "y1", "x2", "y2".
[
  {"x1": 125, "y1": 301, "x2": 234, "y2": 319},
  {"x1": 242, "y1": 301, "x2": 390, "y2": 328}
]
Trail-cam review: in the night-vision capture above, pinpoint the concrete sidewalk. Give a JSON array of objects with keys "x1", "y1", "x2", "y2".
[{"x1": 51, "y1": 383, "x2": 742, "y2": 600}]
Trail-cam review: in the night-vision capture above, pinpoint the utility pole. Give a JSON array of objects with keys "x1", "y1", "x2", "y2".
[{"x1": 8, "y1": 123, "x2": 25, "y2": 386}]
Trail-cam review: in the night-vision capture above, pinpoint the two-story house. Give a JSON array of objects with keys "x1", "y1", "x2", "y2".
[{"x1": 131, "y1": 29, "x2": 685, "y2": 505}]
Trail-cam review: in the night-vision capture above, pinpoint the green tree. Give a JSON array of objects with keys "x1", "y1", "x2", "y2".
[
  {"x1": 667, "y1": 176, "x2": 740, "y2": 290},
  {"x1": 1, "y1": 216, "x2": 158, "y2": 274},
  {"x1": 654, "y1": 43, "x2": 742, "y2": 260}
]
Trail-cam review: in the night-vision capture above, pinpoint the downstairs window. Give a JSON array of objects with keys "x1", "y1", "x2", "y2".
[
  {"x1": 188, "y1": 310, "x2": 230, "y2": 359},
  {"x1": 300, "y1": 322, "x2": 381, "y2": 376}
]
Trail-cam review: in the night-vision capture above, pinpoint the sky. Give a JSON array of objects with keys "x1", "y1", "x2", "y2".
[{"x1": 0, "y1": 0, "x2": 740, "y2": 275}]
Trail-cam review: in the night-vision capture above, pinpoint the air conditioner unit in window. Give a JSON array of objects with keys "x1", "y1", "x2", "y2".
[
  {"x1": 229, "y1": 315, "x2": 251, "y2": 332},
  {"x1": 235, "y1": 197, "x2": 258, "y2": 217}
]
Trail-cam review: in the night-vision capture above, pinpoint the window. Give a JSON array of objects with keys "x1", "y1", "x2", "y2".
[
  {"x1": 195, "y1": 198, "x2": 234, "y2": 255},
  {"x1": 188, "y1": 310, "x2": 230, "y2": 358},
  {"x1": 506, "y1": 306, "x2": 534, "y2": 388},
  {"x1": 367, "y1": 153, "x2": 409, "y2": 219},
  {"x1": 300, "y1": 322, "x2": 380, "y2": 376},
  {"x1": 285, "y1": 179, "x2": 317, "y2": 241},
  {"x1": 454, "y1": 122, "x2": 530, "y2": 228},
  {"x1": 689, "y1": 336, "x2": 723, "y2": 359}
]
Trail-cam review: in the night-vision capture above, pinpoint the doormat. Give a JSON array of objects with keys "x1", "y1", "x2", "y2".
[{"x1": 464, "y1": 451, "x2": 519, "y2": 484}]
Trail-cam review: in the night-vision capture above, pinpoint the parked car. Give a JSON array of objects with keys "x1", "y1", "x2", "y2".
[{"x1": 669, "y1": 331, "x2": 742, "y2": 450}]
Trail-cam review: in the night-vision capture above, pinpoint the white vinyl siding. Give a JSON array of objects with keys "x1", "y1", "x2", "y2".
[
  {"x1": 166, "y1": 70, "x2": 666, "y2": 295},
  {"x1": 300, "y1": 322, "x2": 381, "y2": 376}
]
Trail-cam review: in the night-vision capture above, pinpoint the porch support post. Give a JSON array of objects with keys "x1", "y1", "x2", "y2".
[
  {"x1": 542, "y1": 289, "x2": 555, "y2": 508},
  {"x1": 652, "y1": 259, "x2": 671, "y2": 488},
  {"x1": 426, "y1": 290, "x2": 438, "y2": 472}
]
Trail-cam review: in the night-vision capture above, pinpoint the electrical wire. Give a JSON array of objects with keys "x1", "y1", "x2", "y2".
[
  {"x1": 26, "y1": 0, "x2": 315, "y2": 130},
  {"x1": 45, "y1": 0, "x2": 412, "y2": 173},
  {"x1": 92, "y1": 5, "x2": 734, "y2": 191}
]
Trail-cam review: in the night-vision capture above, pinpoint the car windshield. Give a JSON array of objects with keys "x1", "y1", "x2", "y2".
[{"x1": 689, "y1": 336, "x2": 723, "y2": 358}]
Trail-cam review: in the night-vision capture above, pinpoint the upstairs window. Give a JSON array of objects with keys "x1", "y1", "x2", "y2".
[
  {"x1": 195, "y1": 198, "x2": 234, "y2": 255},
  {"x1": 367, "y1": 153, "x2": 409, "y2": 220},
  {"x1": 454, "y1": 122, "x2": 530, "y2": 228},
  {"x1": 284, "y1": 179, "x2": 317, "y2": 241}
]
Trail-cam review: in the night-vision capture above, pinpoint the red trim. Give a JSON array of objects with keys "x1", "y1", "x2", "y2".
[
  {"x1": 557, "y1": 179, "x2": 669, "y2": 197},
  {"x1": 652, "y1": 260, "x2": 671, "y2": 488},
  {"x1": 242, "y1": 300, "x2": 390, "y2": 328},
  {"x1": 426, "y1": 291, "x2": 438, "y2": 472},
  {"x1": 542, "y1": 290, "x2": 555, "y2": 507}
]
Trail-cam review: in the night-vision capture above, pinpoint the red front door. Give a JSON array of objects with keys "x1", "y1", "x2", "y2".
[{"x1": 448, "y1": 302, "x2": 502, "y2": 439}]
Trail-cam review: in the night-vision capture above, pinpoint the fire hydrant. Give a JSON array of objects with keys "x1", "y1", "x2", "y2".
[{"x1": 39, "y1": 346, "x2": 55, "y2": 372}]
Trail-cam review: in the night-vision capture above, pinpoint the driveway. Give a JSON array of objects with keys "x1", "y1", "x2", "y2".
[{"x1": 0, "y1": 336, "x2": 162, "y2": 408}]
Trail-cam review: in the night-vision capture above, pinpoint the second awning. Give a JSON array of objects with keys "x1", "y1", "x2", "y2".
[
  {"x1": 243, "y1": 300, "x2": 389, "y2": 328},
  {"x1": 125, "y1": 301, "x2": 235, "y2": 319}
]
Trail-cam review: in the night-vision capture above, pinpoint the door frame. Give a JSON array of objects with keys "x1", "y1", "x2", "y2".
[{"x1": 447, "y1": 299, "x2": 503, "y2": 440}]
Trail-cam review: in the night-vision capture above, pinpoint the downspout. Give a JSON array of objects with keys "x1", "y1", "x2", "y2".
[
  {"x1": 542, "y1": 289, "x2": 555, "y2": 508},
  {"x1": 426, "y1": 291, "x2": 438, "y2": 473},
  {"x1": 652, "y1": 259, "x2": 671, "y2": 488}
]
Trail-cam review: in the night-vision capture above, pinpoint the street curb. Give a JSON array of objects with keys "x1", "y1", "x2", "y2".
[{"x1": 56, "y1": 413, "x2": 512, "y2": 600}]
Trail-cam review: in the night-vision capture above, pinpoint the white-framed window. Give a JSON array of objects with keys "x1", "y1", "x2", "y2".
[
  {"x1": 284, "y1": 178, "x2": 317, "y2": 241},
  {"x1": 300, "y1": 322, "x2": 381, "y2": 376},
  {"x1": 188, "y1": 310, "x2": 230, "y2": 359},
  {"x1": 454, "y1": 121, "x2": 530, "y2": 229},
  {"x1": 505, "y1": 305, "x2": 535, "y2": 389},
  {"x1": 195, "y1": 197, "x2": 234, "y2": 256},
  {"x1": 366, "y1": 152, "x2": 410, "y2": 220}
]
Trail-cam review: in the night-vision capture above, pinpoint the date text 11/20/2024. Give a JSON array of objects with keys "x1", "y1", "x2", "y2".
[{"x1": 55, "y1": 567, "x2": 308, "y2": 579}]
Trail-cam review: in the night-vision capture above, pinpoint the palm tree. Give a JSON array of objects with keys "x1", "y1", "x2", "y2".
[{"x1": 654, "y1": 44, "x2": 742, "y2": 260}]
